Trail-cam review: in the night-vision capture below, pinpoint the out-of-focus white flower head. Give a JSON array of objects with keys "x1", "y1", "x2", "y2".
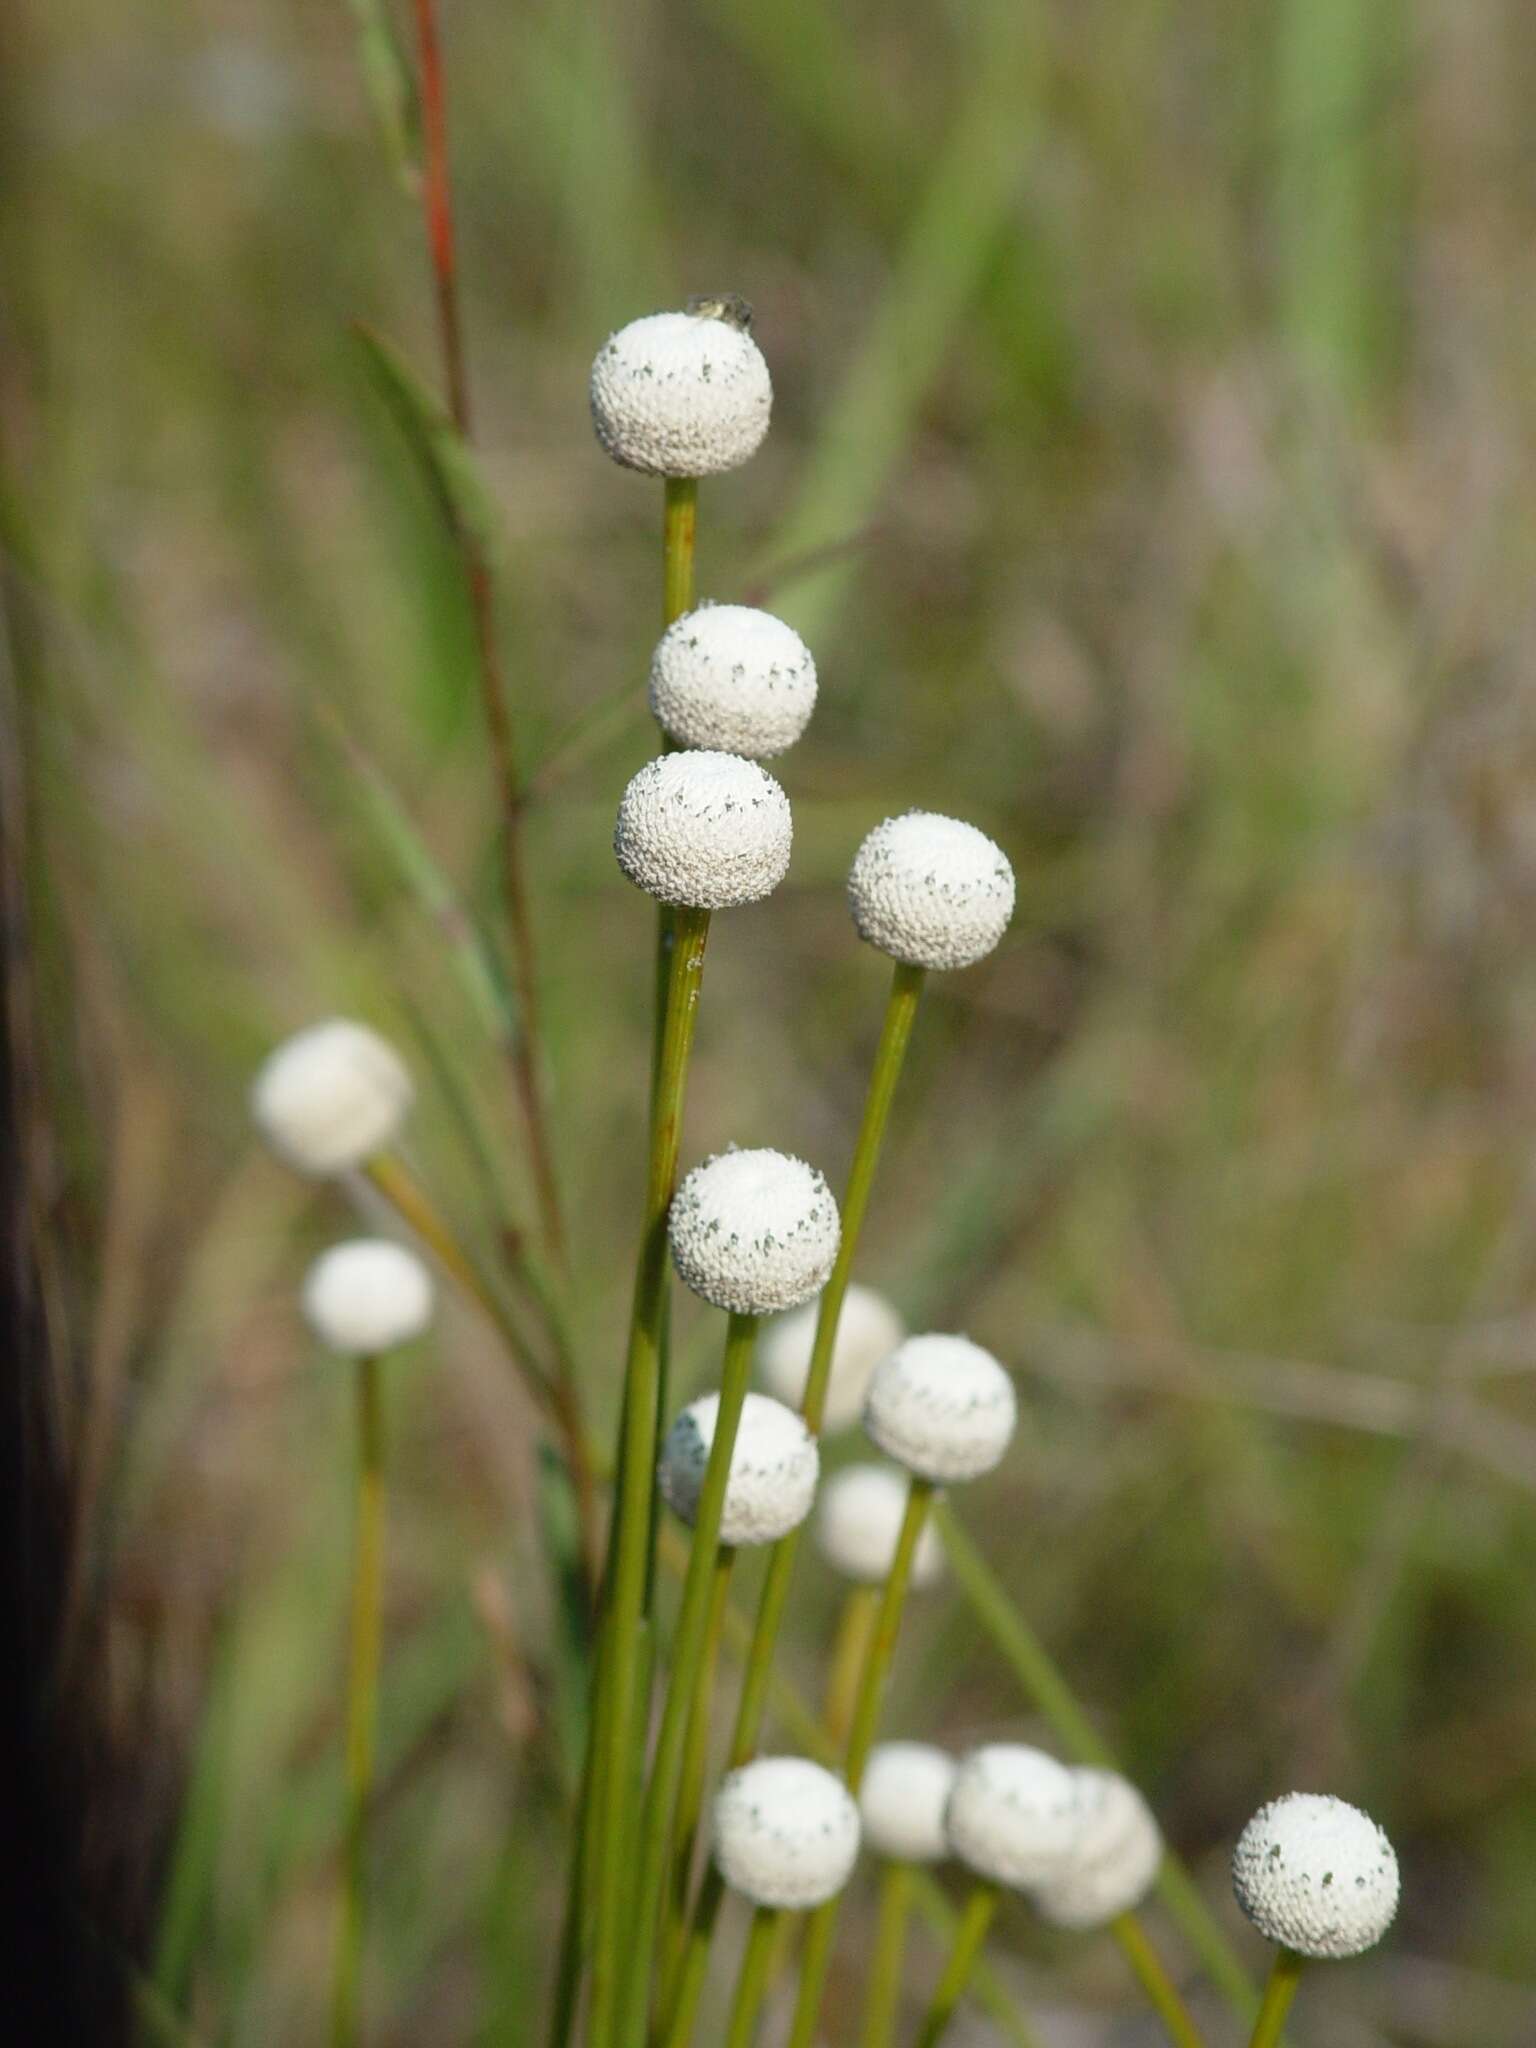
[
  {"x1": 860, "y1": 1743, "x2": 957, "y2": 1865},
  {"x1": 814, "y1": 1464, "x2": 944, "y2": 1588},
  {"x1": 946, "y1": 1744, "x2": 1083, "y2": 1890},
  {"x1": 712, "y1": 1757, "x2": 861, "y2": 1909},
  {"x1": 863, "y1": 1334, "x2": 1017, "y2": 1483},
  {"x1": 848, "y1": 812, "x2": 1015, "y2": 971},
  {"x1": 251, "y1": 1018, "x2": 412, "y2": 1176},
  {"x1": 302, "y1": 1239, "x2": 434, "y2": 1357},
  {"x1": 590, "y1": 308, "x2": 771, "y2": 477},
  {"x1": 669, "y1": 1148, "x2": 839, "y2": 1317},
  {"x1": 650, "y1": 604, "x2": 817, "y2": 760},
  {"x1": 1231, "y1": 1794, "x2": 1399, "y2": 1960},
  {"x1": 1032, "y1": 1769, "x2": 1162, "y2": 1929},
  {"x1": 759, "y1": 1284, "x2": 905, "y2": 1435},
  {"x1": 614, "y1": 751, "x2": 792, "y2": 910},
  {"x1": 659, "y1": 1391, "x2": 819, "y2": 1547}
]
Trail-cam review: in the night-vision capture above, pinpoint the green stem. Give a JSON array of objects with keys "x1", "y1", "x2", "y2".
[
  {"x1": 1247, "y1": 1949, "x2": 1306, "y2": 2048},
  {"x1": 1111, "y1": 1913, "x2": 1208, "y2": 2048},
  {"x1": 589, "y1": 901, "x2": 713, "y2": 2048},
  {"x1": 663, "y1": 478, "x2": 699, "y2": 627},
  {"x1": 665, "y1": 1547, "x2": 736, "y2": 1971},
  {"x1": 330, "y1": 1359, "x2": 388, "y2": 2048},
  {"x1": 911, "y1": 1883, "x2": 999, "y2": 2048},
  {"x1": 619, "y1": 1314, "x2": 759, "y2": 2048},
  {"x1": 821, "y1": 1585, "x2": 880, "y2": 1750},
  {"x1": 934, "y1": 1503, "x2": 1259, "y2": 2020},
  {"x1": 785, "y1": 1477, "x2": 935, "y2": 2048},
  {"x1": 860, "y1": 1862, "x2": 915, "y2": 2048},
  {"x1": 722, "y1": 1908, "x2": 780, "y2": 2048},
  {"x1": 908, "y1": 1872, "x2": 1044, "y2": 2048}
]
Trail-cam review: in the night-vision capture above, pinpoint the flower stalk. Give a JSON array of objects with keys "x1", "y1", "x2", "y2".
[
  {"x1": 860, "y1": 1860, "x2": 916, "y2": 2048},
  {"x1": 1111, "y1": 1913, "x2": 1207, "y2": 2048},
  {"x1": 1247, "y1": 1949, "x2": 1305, "y2": 2048},
  {"x1": 909, "y1": 1883, "x2": 1000, "y2": 2048}
]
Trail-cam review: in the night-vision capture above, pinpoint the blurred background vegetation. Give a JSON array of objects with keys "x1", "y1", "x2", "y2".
[{"x1": 4, "y1": 0, "x2": 1536, "y2": 2042}]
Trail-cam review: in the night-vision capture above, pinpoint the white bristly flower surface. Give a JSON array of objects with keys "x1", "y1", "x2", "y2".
[
  {"x1": 649, "y1": 603, "x2": 817, "y2": 759},
  {"x1": 712, "y1": 1757, "x2": 861, "y2": 1910},
  {"x1": 814, "y1": 1464, "x2": 944, "y2": 1588},
  {"x1": 760, "y1": 1283, "x2": 904, "y2": 1434},
  {"x1": 251, "y1": 1017, "x2": 412, "y2": 1176},
  {"x1": 589, "y1": 309, "x2": 772, "y2": 477},
  {"x1": 946, "y1": 1744, "x2": 1083, "y2": 1890},
  {"x1": 668, "y1": 1147, "x2": 840, "y2": 1316},
  {"x1": 614, "y1": 750, "x2": 793, "y2": 910},
  {"x1": 847, "y1": 811, "x2": 1015, "y2": 972},
  {"x1": 659, "y1": 1391, "x2": 819, "y2": 1546},
  {"x1": 1231, "y1": 1793, "x2": 1399, "y2": 1960},
  {"x1": 862, "y1": 1333, "x2": 1017, "y2": 1483},
  {"x1": 1032, "y1": 1769, "x2": 1163, "y2": 1929},
  {"x1": 860, "y1": 1743, "x2": 958, "y2": 1865},
  {"x1": 302, "y1": 1239, "x2": 434, "y2": 1357}
]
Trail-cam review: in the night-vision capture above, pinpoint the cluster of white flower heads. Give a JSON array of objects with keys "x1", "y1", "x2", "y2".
[
  {"x1": 302, "y1": 1239, "x2": 434, "y2": 1357},
  {"x1": 1231, "y1": 1794, "x2": 1399, "y2": 1960},
  {"x1": 863, "y1": 1333, "x2": 1017, "y2": 1483},
  {"x1": 650, "y1": 604, "x2": 817, "y2": 760},
  {"x1": 814, "y1": 1464, "x2": 944, "y2": 1588},
  {"x1": 251, "y1": 1018, "x2": 412, "y2": 1176},
  {"x1": 668, "y1": 1147, "x2": 839, "y2": 1317},
  {"x1": 659, "y1": 1391, "x2": 819, "y2": 1547},
  {"x1": 945, "y1": 1744, "x2": 1083, "y2": 1890},
  {"x1": 590, "y1": 310, "x2": 772, "y2": 477},
  {"x1": 860, "y1": 1743, "x2": 957, "y2": 1865},
  {"x1": 712, "y1": 1757, "x2": 861, "y2": 1909},
  {"x1": 848, "y1": 812, "x2": 1015, "y2": 972},
  {"x1": 759, "y1": 1283, "x2": 905, "y2": 1435},
  {"x1": 614, "y1": 751, "x2": 792, "y2": 910},
  {"x1": 1033, "y1": 1769, "x2": 1162, "y2": 1929}
]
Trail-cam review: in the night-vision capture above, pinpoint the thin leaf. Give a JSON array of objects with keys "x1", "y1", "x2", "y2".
[{"x1": 343, "y1": 0, "x2": 423, "y2": 194}]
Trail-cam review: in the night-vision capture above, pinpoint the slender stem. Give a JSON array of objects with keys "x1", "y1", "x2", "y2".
[
  {"x1": 620, "y1": 1315, "x2": 760, "y2": 2048},
  {"x1": 785, "y1": 1478, "x2": 935, "y2": 2048},
  {"x1": 658, "y1": 963, "x2": 926, "y2": 2048},
  {"x1": 407, "y1": 0, "x2": 566, "y2": 1270},
  {"x1": 1247, "y1": 1949, "x2": 1305, "y2": 2048},
  {"x1": 908, "y1": 1872, "x2": 1045, "y2": 2048},
  {"x1": 589, "y1": 903, "x2": 713, "y2": 2048},
  {"x1": 860, "y1": 1861, "x2": 915, "y2": 2048},
  {"x1": 722, "y1": 1908, "x2": 781, "y2": 2048},
  {"x1": 934, "y1": 1503, "x2": 1258, "y2": 2019},
  {"x1": 821, "y1": 1587, "x2": 880, "y2": 1750},
  {"x1": 664, "y1": 1548, "x2": 736, "y2": 1972},
  {"x1": 330, "y1": 1359, "x2": 388, "y2": 2048},
  {"x1": 1111, "y1": 1913, "x2": 1208, "y2": 2048},
  {"x1": 909, "y1": 1884, "x2": 999, "y2": 2048},
  {"x1": 547, "y1": 1607, "x2": 616, "y2": 2048},
  {"x1": 663, "y1": 478, "x2": 699, "y2": 627}
]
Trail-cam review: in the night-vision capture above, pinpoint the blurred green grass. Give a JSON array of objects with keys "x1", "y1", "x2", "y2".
[{"x1": 7, "y1": 0, "x2": 1536, "y2": 2041}]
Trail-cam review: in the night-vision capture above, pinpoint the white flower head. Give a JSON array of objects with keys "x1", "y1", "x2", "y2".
[
  {"x1": 712, "y1": 1757, "x2": 860, "y2": 1909},
  {"x1": 1232, "y1": 1794, "x2": 1399, "y2": 1960},
  {"x1": 863, "y1": 1333, "x2": 1017, "y2": 1483},
  {"x1": 848, "y1": 812, "x2": 1015, "y2": 971},
  {"x1": 759, "y1": 1284, "x2": 905, "y2": 1435},
  {"x1": 1033, "y1": 1770, "x2": 1162, "y2": 1930},
  {"x1": 814, "y1": 1464, "x2": 944, "y2": 1588},
  {"x1": 251, "y1": 1018, "x2": 412, "y2": 1176},
  {"x1": 649, "y1": 604, "x2": 817, "y2": 760},
  {"x1": 590, "y1": 309, "x2": 771, "y2": 477},
  {"x1": 614, "y1": 750, "x2": 792, "y2": 910},
  {"x1": 669, "y1": 1147, "x2": 840, "y2": 1316},
  {"x1": 302, "y1": 1239, "x2": 434, "y2": 1357},
  {"x1": 860, "y1": 1743, "x2": 958, "y2": 1865},
  {"x1": 659, "y1": 1391, "x2": 819, "y2": 1547},
  {"x1": 946, "y1": 1744, "x2": 1083, "y2": 1890}
]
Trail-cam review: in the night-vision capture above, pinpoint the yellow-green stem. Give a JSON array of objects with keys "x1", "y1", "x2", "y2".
[
  {"x1": 619, "y1": 1315, "x2": 759, "y2": 2048},
  {"x1": 1247, "y1": 1949, "x2": 1305, "y2": 2048},
  {"x1": 1111, "y1": 1913, "x2": 1208, "y2": 2048},
  {"x1": 589, "y1": 902, "x2": 712, "y2": 2048},
  {"x1": 785, "y1": 1478, "x2": 935, "y2": 2048},
  {"x1": 663, "y1": 477, "x2": 699, "y2": 627},
  {"x1": 910, "y1": 1883, "x2": 999, "y2": 2048},
  {"x1": 330, "y1": 1358, "x2": 387, "y2": 2048},
  {"x1": 821, "y1": 1586, "x2": 880, "y2": 1750},
  {"x1": 664, "y1": 1548, "x2": 736, "y2": 1974},
  {"x1": 860, "y1": 1861, "x2": 915, "y2": 2048},
  {"x1": 722, "y1": 1908, "x2": 780, "y2": 2048}
]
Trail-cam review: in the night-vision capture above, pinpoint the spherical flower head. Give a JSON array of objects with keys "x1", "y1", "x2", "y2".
[
  {"x1": 669, "y1": 1147, "x2": 839, "y2": 1316},
  {"x1": 847, "y1": 812, "x2": 1015, "y2": 971},
  {"x1": 1232, "y1": 1793, "x2": 1399, "y2": 1960},
  {"x1": 860, "y1": 1743, "x2": 958, "y2": 1865},
  {"x1": 712, "y1": 1757, "x2": 860, "y2": 1909},
  {"x1": 659, "y1": 1391, "x2": 819, "y2": 1546},
  {"x1": 251, "y1": 1018, "x2": 412, "y2": 1176},
  {"x1": 946, "y1": 1744, "x2": 1083, "y2": 1890},
  {"x1": 590, "y1": 309, "x2": 771, "y2": 477},
  {"x1": 614, "y1": 751, "x2": 792, "y2": 910},
  {"x1": 302, "y1": 1239, "x2": 434, "y2": 1357},
  {"x1": 814, "y1": 1464, "x2": 944, "y2": 1588},
  {"x1": 759, "y1": 1284, "x2": 905, "y2": 1435},
  {"x1": 863, "y1": 1333, "x2": 1017, "y2": 1483},
  {"x1": 649, "y1": 604, "x2": 817, "y2": 760},
  {"x1": 1032, "y1": 1770, "x2": 1162, "y2": 1930}
]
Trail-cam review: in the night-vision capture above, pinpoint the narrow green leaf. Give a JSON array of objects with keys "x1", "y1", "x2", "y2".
[{"x1": 343, "y1": 0, "x2": 422, "y2": 193}]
